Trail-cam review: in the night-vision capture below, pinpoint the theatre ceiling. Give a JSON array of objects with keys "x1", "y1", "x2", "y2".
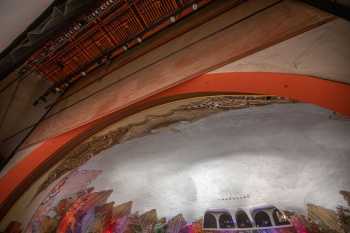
[{"x1": 0, "y1": 1, "x2": 350, "y2": 232}]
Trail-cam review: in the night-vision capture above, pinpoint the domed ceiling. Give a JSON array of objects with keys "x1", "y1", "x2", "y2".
[
  {"x1": 1, "y1": 1, "x2": 350, "y2": 233},
  {"x1": 1, "y1": 95, "x2": 349, "y2": 233}
]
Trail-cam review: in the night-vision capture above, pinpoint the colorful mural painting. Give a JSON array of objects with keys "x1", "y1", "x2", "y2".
[
  {"x1": 36, "y1": 96, "x2": 292, "y2": 196},
  {"x1": 2, "y1": 165, "x2": 349, "y2": 233},
  {"x1": 1, "y1": 102, "x2": 350, "y2": 233}
]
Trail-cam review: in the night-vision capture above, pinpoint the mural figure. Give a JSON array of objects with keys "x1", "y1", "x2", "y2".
[{"x1": 2, "y1": 167, "x2": 350, "y2": 233}]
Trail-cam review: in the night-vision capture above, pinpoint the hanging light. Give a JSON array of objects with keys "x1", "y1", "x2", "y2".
[{"x1": 54, "y1": 87, "x2": 62, "y2": 93}]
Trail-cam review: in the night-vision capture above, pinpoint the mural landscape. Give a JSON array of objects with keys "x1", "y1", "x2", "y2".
[
  {"x1": 2, "y1": 168, "x2": 350, "y2": 233},
  {"x1": 1, "y1": 98, "x2": 350, "y2": 233}
]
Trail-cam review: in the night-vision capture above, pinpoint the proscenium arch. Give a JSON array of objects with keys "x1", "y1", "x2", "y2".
[{"x1": 1, "y1": 72, "x2": 350, "y2": 219}]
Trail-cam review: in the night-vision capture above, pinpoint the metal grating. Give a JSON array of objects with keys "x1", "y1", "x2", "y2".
[{"x1": 25, "y1": 0, "x2": 212, "y2": 87}]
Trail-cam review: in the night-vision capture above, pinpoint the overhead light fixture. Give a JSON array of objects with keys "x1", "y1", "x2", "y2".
[
  {"x1": 170, "y1": 16, "x2": 176, "y2": 23},
  {"x1": 137, "y1": 37, "x2": 142, "y2": 43},
  {"x1": 122, "y1": 45, "x2": 128, "y2": 51},
  {"x1": 78, "y1": 20, "x2": 87, "y2": 26},
  {"x1": 54, "y1": 87, "x2": 62, "y2": 93},
  {"x1": 192, "y1": 3, "x2": 198, "y2": 11},
  {"x1": 73, "y1": 25, "x2": 80, "y2": 31}
]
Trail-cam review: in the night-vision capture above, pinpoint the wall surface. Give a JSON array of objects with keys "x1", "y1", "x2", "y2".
[
  {"x1": 0, "y1": 143, "x2": 42, "y2": 178},
  {"x1": 0, "y1": 72, "x2": 56, "y2": 162},
  {"x1": 0, "y1": 0, "x2": 54, "y2": 52},
  {"x1": 79, "y1": 103, "x2": 350, "y2": 220},
  {"x1": 211, "y1": 18, "x2": 350, "y2": 84},
  {"x1": 1, "y1": 103, "x2": 349, "y2": 231}
]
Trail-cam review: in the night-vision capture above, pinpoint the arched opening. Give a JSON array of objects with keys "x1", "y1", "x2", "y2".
[
  {"x1": 203, "y1": 212, "x2": 217, "y2": 229},
  {"x1": 219, "y1": 213, "x2": 235, "y2": 228},
  {"x1": 1, "y1": 72, "x2": 350, "y2": 219},
  {"x1": 272, "y1": 208, "x2": 290, "y2": 225},
  {"x1": 236, "y1": 210, "x2": 253, "y2": 228},
  {"x1": 254, "y1": 211, "x2": 272, "y2": 227}
]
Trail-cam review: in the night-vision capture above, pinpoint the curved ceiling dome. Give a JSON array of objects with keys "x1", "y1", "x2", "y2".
[
  {"x1": 0, "y1": 95, "x2": 349, "y2": 232},
  {"x1": 78, "y1": 103, "x2": 349, "y2": 220}
]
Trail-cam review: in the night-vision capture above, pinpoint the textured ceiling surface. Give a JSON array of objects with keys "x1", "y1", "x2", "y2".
[
  {"x1": 0, "y1": 0, "x2": 213, "y2": 83},
  {"x1": 0, "y1": 0, "x2": 54, "y2": 53},
  {"x1": 1, "y1": 103, "x2": 349, "y2": 232},
  {"x1": 0, "y1": 0, "x2": 98, "y2": 79}
]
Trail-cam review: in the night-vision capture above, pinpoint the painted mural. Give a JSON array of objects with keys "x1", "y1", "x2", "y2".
[
  {"x1": 36, "y1": 95, "x2": 292, "y2": 196},
  {"x1": 1, "y1": 99, "x2": 350, "y2": 233},
  {"x1": 2, "y1": 167, "x2": 349, "y2": 233}
]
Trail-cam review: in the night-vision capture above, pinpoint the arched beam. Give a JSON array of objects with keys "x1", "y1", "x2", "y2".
[
  {"x1": 0, "y1": 72, "x2": 349, "y2": 219},
  {"x1": 151, "y1": 72, "x2": 350, "y2": 115}
]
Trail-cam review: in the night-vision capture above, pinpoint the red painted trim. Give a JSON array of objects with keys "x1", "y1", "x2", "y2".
[
  {"x1": 152, "y1": 72, "x2": 350, "y2": 115},
  {"x1": 0, "y1": 72, "x2": 349, "y2": 218},
  {"x1": 0, "y1": 125, "x2": 90, "y2": 212}
]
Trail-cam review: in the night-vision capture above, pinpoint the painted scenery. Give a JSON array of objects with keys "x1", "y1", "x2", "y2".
[
  {"x1": 3, "y1": 168, "x2": 350, "y2": 233},
  {"x1": 1, "y1": 102, "x2": 350, "y2": 233}
]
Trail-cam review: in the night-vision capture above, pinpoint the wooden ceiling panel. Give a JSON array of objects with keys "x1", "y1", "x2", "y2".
[
  {"x1": 133, "y1": 0, "x2": 178, "y2": 25},
  {"x1": 105, "y1": 11, "x2": 144, "y2": 44},
  {"x1": 26, "y1": 0, "x2": 212, "y2": 85}
]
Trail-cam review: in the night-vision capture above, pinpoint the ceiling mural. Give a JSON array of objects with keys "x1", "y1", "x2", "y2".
[
  {"x1": 36, "y1": 95, "x2": 292, "y2": 195},
  {"x1": 1, "y1": 1, "x2": 350, "y2": 233},
  {"x1": 0, "y1": 0, "x2": 215, "y2": 84},
  {"x1": 0, "y1": 96, "x2": 349, "y2": 233}
]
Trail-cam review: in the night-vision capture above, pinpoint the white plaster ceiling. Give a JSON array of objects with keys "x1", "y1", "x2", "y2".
[
  {"x1": 77, "y1": 103, "x2": 349, "y2": 221},
  {"x1": 0, "y1": 0, "x2": 54, "y2": 52}
]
